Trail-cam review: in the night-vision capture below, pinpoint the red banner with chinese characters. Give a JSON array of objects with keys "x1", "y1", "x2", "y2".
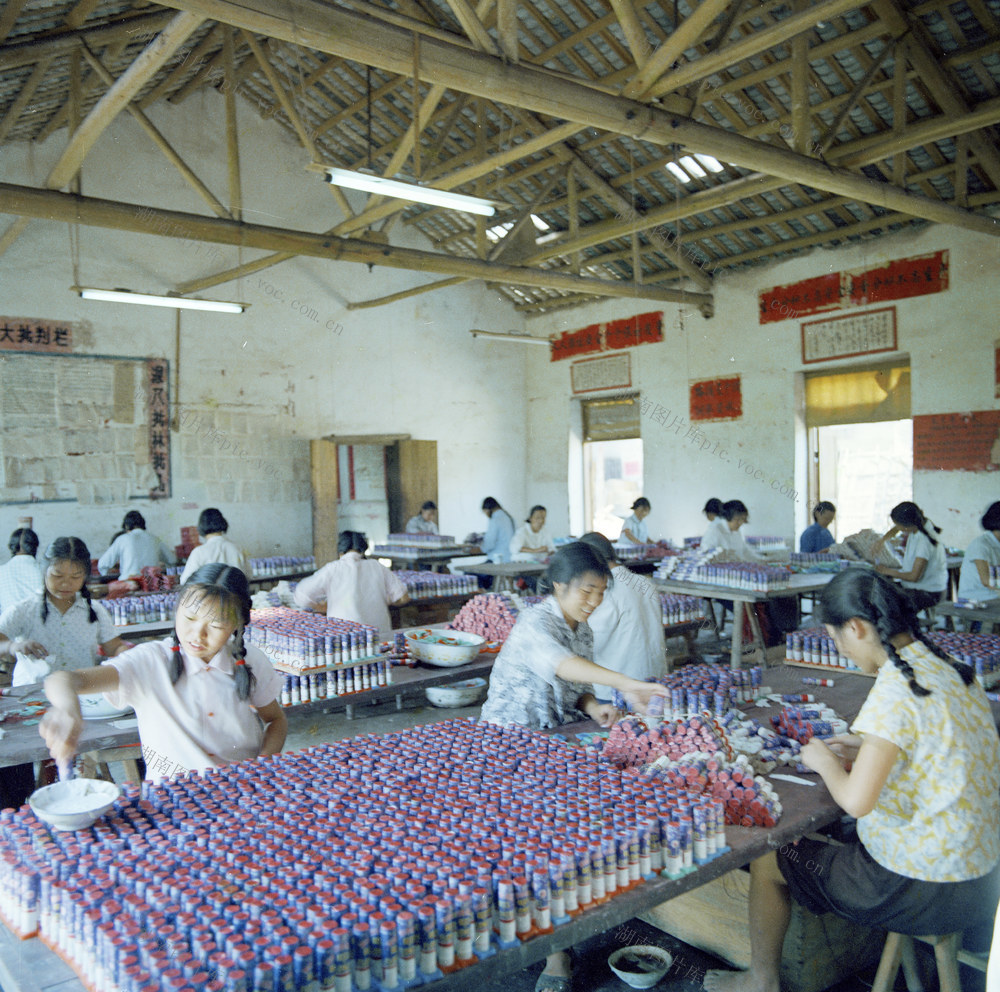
[
  {"x1": 550, "y1": 311, "x2": 662, "y2": 361},
  {"x1": 0, "y1": 316, "x2": 73, "y2": 352},
  {"x1": 759, "y1": 251, "x2": 948, "y2": 324},
  {"x1": 690, "y1": 376, "x2": 742, "y2": 422},
  {"x1": 913, "y1": 411, "x2": 1000, "y2": 471},
  {"x1": 147, "y1": 358, "x2": 170, "y2": 497}
]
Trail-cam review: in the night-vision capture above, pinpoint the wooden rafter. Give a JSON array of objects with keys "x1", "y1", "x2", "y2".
[
  {"x1": 0, "y1": 183, "x2": 712, "y2": 307},
  {"x1": 0, "y1": 11, "x2": 205, "y2": 259},
  {"x1": 78, "y1": 43, "x2": 232, "y2": 218}
]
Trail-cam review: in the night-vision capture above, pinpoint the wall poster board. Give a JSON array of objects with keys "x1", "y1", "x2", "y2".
[{"x1": 0, "y1": 351, "x2": 170, "y2": 503}]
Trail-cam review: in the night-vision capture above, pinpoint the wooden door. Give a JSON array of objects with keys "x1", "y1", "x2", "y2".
[
  {"x1": 310, "y1": 439, "x2": 339, "y2": 566},
  {"x1": 386, "y1": 440, "x2": 438, "y2": 534}
]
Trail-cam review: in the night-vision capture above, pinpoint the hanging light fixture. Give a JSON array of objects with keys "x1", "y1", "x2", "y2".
[
  {"x1": 320, "y1": 167, "x2": 498, "y2": 217},
  {"x1": 76, "y1": 287, "x2": 246, "y2": 314},
  {"x1": 317, "y1": 63, "x2": 497, "y2": 217},
  {"x1": 469, "y1": 329, "x2": 549, "y2": 345}
]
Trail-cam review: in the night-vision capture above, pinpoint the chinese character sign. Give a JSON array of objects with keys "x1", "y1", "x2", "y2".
[
  {"x1": 801, "y1": 307, "x2": 896, "y2": 364},
  {"x1": 0, "y1": 316, "x2": 73, "y2": 352},
  {"x1": 550, "y1": 311, "x2": 663, "y2": 361},
  {"x1": 147, "y1": 358, "x2": 171, "y2": 497},
  {"x1": 759, "y1": 251, "x2": 948, "y2": 325},
  {"x1": 689, "y1": 376, "x2": 742, "y2": 422}
]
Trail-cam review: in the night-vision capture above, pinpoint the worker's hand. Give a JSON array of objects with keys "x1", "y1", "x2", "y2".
[
  {"x1": 623, "y1": 680, "x2": 668, "y2": 716},
  {"x1": 12, "y1": 638, "x2": 48, "y2": 658},
  {"x1": 824, "y1": 734, "x2": 863, "y2": 764},
  {"x1": 799, "y1": 737, "x2": 842, "y2": 775},
  {"x1": 39, "y1": 706, "x2": 83, "y2": 775},
  {"x1": 590, "y1": 703, "x2": 620, "y2": 728}
]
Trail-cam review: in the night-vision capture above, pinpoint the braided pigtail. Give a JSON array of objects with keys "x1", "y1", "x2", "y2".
[
  {"x1": 913, "y1": 630, "x2": 975, "y2": 687},
  {"x1": 231, "y1": 626, "x2": 257, "y2": 701},
  {"x1": 40, "y1": 591, "x2": 48, "y2": 624},
  {"x1": 168, "y1": 630, "x2": 183, "y2": 685},
  {"x1": 80, "y1": 583, "x2": 99, "y2": 624},
  {"x1": 868, "y1": 576, "x2": 931, "y2": 697}
]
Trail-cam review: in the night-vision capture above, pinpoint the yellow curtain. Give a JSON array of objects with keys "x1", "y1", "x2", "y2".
[
  {"x1": 582, "y1": 396, "x2": 640, "y2": 441},
  {"x1": 805, "y1": 363, "x2": 911, "y2": 428}
]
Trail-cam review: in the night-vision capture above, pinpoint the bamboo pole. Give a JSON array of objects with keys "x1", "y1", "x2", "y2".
[
  {"x1": 0, "y1": 182, "x2": 713, "y2": 306},
  {"x1": 346, "y1": 276, "x2": 466, "y2": 309},
  {"x1": 150, "y1": 0, "x2": 999, "y2": 237},
  {"x1": 79, "y1": 43, "x2": 233, "y2": 218}
]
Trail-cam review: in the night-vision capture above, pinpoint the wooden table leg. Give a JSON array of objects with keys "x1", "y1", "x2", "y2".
[{"x1": 729, "y1": 601, "x2": 744, "y2": 669}]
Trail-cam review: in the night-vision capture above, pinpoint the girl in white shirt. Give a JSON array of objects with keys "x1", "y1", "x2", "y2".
[
  {"x1": 509, "y1": 505, "x2": 556, "y2": 561},
  {"x1": 293, "y1": 531, "x2": 409, "y2": 639},
  {"x1": 958, "y1": 501, "x2": 1000, "y2": 602},
  {"x1": 874, "y1": 501, "x2": 947, "y2": 612},
  {"x1": 40, "y1": 563, "x2": 286, "y2": 782},
  {"x1": 619, "y1": 497, "x2": 651, "y2": 544},
  {"x1": 180, "y1": 507, "x2": 246, "y2": 583}
]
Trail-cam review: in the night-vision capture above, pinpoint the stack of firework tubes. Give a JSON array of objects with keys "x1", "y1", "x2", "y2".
[
  {"x1": 246, "y1": 608, "x2": 388, "y2": 706},
  {"x1": 787, "y1": 628, "x2": 1000, "y2": 685},
  {"x1": 396, "y1": 572, "x2": 480, "y2": 599},
  {"x1": 449, "y1": 593, "x2": 522, "y2": 643},
  {"x1": 612, "y1": 543, "x2": 669, "y2": 562},
  {"x1": 373, "y1": 535, "x2": 464, "y2": 556},
  {"x1": 659, "y1": 594, "x2": 710, "y2": 626},
  {"x1": 0, "y1": 719, "x2": 732, "y2": 991},
  {"x1": 248, "y1": 556, "x2": 316, "y2": 578},
  {"x1": 107, "y1": 594, "x2": 180, "y2": 626},
  {"x1": 745, "y1": 537, "x2": 786, "y2": 552}
]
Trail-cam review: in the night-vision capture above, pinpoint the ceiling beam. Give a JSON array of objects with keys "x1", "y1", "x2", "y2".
[
  {"x1": 0, "y1": 183, "x2": 712, "y2": 306},
  {"x1": 0, "y1": 12, "x2": 205, "y2": 258},
  {"x1": 78, "y1": 43, "x2": 232, "y2": 218},
  {"x1": 150, "y1": 0, "x2": 998, "y2": 238},
  {"x1": 0, "y1": 11, "x2": 177, "y2": 71},
  {"x1": 622, "y1": 0, "x2": 730, "y2": 100},
  {"x1": 644, "y1": 0, "x2": 872, "y2": 99}
]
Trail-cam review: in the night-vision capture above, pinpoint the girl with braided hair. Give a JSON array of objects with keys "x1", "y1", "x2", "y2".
[
  {"x1": 706, "y1": 567, "x2": 1000, "y2": 992},
  {"x1": 40, "y1": 564, "x2": 286, "y2": 782},
  {"x1": 0, "y1": 537, "x2": 127, "y2": 686},
  {"x1": 874, "y1": 500, "x2": 948, "y2": 612}
]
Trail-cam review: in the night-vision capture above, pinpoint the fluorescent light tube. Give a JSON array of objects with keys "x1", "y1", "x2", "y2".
[
  {"x1": 469, "y1": 329, "x2": 549, "y2": 345},
  {"x1": 77, "y1": 288, "x2": 246, "y2": 314},
  {"x1": 323, "y1": 167, "x2": 497, "y2": 217}
]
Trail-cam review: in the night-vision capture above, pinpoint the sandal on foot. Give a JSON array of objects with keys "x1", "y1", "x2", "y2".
[{"x1": 534, "y1": 973, "x2": 572, "y2": 992}]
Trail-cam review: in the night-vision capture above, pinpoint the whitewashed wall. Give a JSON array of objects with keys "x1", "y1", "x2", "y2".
[
  {"x1": 0, "y1": 87, "x2": 527, "y2": 561},
  {"x1": 525, "y1": 223, "x2": 1000, "y2": 552}
]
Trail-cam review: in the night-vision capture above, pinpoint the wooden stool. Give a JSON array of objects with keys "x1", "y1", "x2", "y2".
[{"x1": 871, "y1": 931, "x2": 979, "y2": 992}]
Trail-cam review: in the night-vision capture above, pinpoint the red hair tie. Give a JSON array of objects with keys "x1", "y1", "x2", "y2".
[
  {"x1": 234, "y1": 656, "x2": 246, "y2": 666},
  {"x1": 171, "y1": 644, "x2": 181, "y2": 653}
]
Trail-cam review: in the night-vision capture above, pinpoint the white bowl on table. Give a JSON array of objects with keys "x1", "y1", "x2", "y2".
[
  {"x1": 425, "y1": 677, "x2": 488, "y2": 707},
  {"x1": 607, "y1": 945, "x2": 673, "y2": 988},
  {"x1": 78, "y1": 693, "x2": 132, "y2": 720},
  {"x1": 403, "y1": 628, "x2": 486, "y2": 667},
  {"x1": 29, "y1": 778, "x2": 121, "y2": 831}
]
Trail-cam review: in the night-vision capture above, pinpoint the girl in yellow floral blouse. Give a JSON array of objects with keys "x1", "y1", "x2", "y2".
[{"x1": 706, "y1": 568, "x2": 1000, "y2": 992}]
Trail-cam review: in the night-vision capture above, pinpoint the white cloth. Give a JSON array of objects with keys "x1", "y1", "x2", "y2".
[
  {"x1": 105, "y1": 638, "x2": 282, "y2": 782},
  {"x1": 0, "y1": 593, "x2": 116, "y2": 686},
  {"x1": 180, "y1": 535, "x2": 246, "y2": 583},
  {"x1": 405, "y1": 515, "x2": 439, "y2": 535},
  {"x1": 619, "y1": 513, "x2": 649, "y2": 544},
  {"x1": 699, "y1": 518, "x2": 730, "y2": 551},
  {"x1": 293, "y1": 551, "x2": 407, "y2": 639},
  {"x1": 0, "y1": 555, "x2": 43, "y2": 612},
  {"x1": 588, "y1": 564, "x2": 666, "y2": 699},
  {"x1": 703, "y1": 521, "x2": 763, "y2": 562},
  {"x1": 899, "y1": 530, "x2": 947, "y2": 592},
  {"x1": 98, "y1": 529, "x2": 175, "y2": 579},
  {"x1": 958, "y1": 531, "x2": 1000, "y2": 601},
  {"x1": 508, "y1": 522, "x2": 555, "y2": 561}
]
